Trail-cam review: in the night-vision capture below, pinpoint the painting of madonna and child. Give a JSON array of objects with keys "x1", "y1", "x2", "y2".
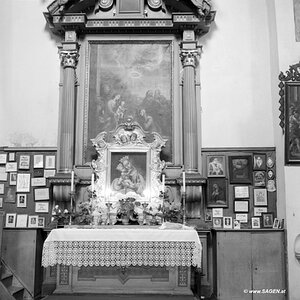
[
  {"x1": 110, "y1": 153, "x2": 147, "y2": 198},
  {"x1": 86, "y1": 42, "x2": 172, "y2": 163}
]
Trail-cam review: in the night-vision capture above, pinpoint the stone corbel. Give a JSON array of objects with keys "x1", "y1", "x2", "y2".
[
  {"x1": 60, "y1": 50, "x2": 80, "y2": 69},
  {"x1": 180, "y1": 47, "x2": 202, "y2": 68}
]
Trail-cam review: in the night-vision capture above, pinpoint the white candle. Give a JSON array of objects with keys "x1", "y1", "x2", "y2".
[
  {"x1": 71, "y1": 170, "x2": 74, "y2": 192},
  {"x1": 162, "y1": 174, "x2": 165, "y2": 190},
  {"x1": 91, "y1": 173, "x2": 95, "y2": 192},
  {"x1": 182, "y1": 171, "x2": 186, "y2": 193}
]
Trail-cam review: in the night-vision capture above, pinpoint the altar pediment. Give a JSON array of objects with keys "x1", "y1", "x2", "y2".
[{"x1": 44, "y1": 0, "x2": 215, "y2": 35}]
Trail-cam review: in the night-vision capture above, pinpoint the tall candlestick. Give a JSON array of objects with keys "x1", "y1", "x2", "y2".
[
  {"x1": 91, "y1": 173, "x2": 95, "y2": 192},
  {"x1": 71, "y1": 170, "x2": 74, "y2": 192},
  {"x1": 162, "y1": 174, "x2": 165, "y2": 191},
  {"x1": 182, "y1": 171, "x2": 186, "y2": 193}
]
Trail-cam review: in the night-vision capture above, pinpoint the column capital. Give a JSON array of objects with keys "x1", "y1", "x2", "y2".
[
  {"x1": 59, "y1": 49, "x2": 79, "y2": 68},
  {"x1": 180, "y1": 47, "x2": 202, "y2": 68}
]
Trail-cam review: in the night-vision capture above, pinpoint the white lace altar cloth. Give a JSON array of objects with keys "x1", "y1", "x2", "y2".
[{"x1": 42, "y1": 227, "x2": 202, "y2": 268}]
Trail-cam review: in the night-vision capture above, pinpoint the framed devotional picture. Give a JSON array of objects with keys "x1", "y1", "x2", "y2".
[
  {"x1": 229, "y1": 155, "x2": 252, "y2": 184},
  {"x1": 207, "y1": 178, "x2": 228, "y2": 208},
  {"x1": 207, "y1": 155, "x2": 226, "y2": 177},
  {"x1": 109, "y1": 151, "x2": 148, "y2": 197},
  {"x1": 83, "y1": 41, "x2": 173, "y2": 163},
  {"x1": 262, "y1": 212, "x2": 274, "y2": 228}
]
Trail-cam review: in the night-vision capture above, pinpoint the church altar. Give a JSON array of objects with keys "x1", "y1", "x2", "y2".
[{"x1": 42, "y1": 226, "x2": 202, "y2": 295}]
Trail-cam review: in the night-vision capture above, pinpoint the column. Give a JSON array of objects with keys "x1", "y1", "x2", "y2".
[
  {"x1": 180, "y1": 30, "x2": 201, "y2": 174},
  {"x1": 57, "y1": 40, "x2": 79, "y2": 173}
]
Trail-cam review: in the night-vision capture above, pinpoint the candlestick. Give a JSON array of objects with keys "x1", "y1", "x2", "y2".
[
  {"x1": 182, "y1": 170, "x2": 186, "y2": 193},
  {"x1": 71, "y1": 170, "x2": 74, "y2": 192},
  {"x1": 91, "y1": 173, "x2": 94, "y2": 192},
  {"x1": 162, "y1": 174, "x2": 165, "y2": 191}
]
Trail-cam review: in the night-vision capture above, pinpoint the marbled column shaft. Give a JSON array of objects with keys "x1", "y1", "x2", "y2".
[
  {"x1": 181, "y1": 47, "x2": 200, "y2": 173},
  {"x1": 57, "y1": 49, "x2": 79, "y2": 173}
]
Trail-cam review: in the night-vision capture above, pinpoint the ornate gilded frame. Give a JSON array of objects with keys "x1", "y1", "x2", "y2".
[
  {"x1": 279, "y1": 62, "x2": 300, "y2": 164},
  {"x1": 90, "y1": 120, "x2": 167, "y2": 212}
]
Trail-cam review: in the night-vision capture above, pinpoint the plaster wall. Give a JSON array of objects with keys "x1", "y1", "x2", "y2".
[{"x1": 0, "y1": 0, "x2": 59, "y2": 147}]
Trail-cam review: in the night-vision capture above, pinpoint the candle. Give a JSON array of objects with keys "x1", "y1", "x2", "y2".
[
  {"x1": 71, "y1": 170, "x2": 74, "y2": 192},
  {"x1": 182, "y1": 171, "x2": 186, "y2": 193},
  {"x1": 91, "y1": 173, "x2": 95, "y2": 192},
  {"x1": 162, "y1": 174, "x2": 165, "y2": 190}
]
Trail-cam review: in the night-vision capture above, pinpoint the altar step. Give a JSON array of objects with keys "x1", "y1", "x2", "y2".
[{"x1": 41, "y1": 294, "x2": 199, "y2": 300}]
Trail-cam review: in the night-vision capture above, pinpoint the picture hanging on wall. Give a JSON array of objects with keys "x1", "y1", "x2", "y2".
[
  {"x1": 0, "y1": 154, "x2": 7, "y2": 164},
  {"x1": 45, "y1": 155, "x2": 55, "y2": 169},
  {"x1": 16, "y1": 173, "x2": 31, "y2": 192},
  {"x1": 207, "y1": 178, "x2": 228, "y2": 208},
  {"x1": 228, "y1": 155, "x2": 252, "y2": 184},
  {"x1": 234, "y1": 200, "x2": 249, "y2": 213},
  {"x1": 251, "y1": 217, "x2": 261, "y2": 229},
  {"x1": 253, "y1": 188, "x2": 268, "y2": 206},
  {"x1": 4, "y1": 187, "x2": 16, "y2": 203},
  {"x1": 84, "y1": 41, "x2": 173, "y2": 163},
  {"x1": 253, "y1": 154, "x2": 266, "y2": 170},
  {"x1": 19, "y1": 155, "x2": 30, "y2": 170},
  {"x1": 9, "y1": 173, "x2": 17, "y2": 186},
  {"x1": 261, "y1": 212, "x2": 274, "y2": 228},
  {"x1": 207, "y1": 155, "x2": 226, "y2": 177},
  {"x1": 33, "y1": 155, "x2": 44, "y2": 169},
  {"x1": 17, "y1": 194, "x2": 27, "y2": 208},
  {"x1": 6, "y1": 213, "x2": 16, "y2": 228},
  {"x1": 253, "y1": 171, "x2": 266, "y2": 187}
]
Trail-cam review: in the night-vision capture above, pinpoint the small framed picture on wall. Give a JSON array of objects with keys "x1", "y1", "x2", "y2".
[
  {"x1": 253, "y1": 188, "x2": 268, "y2": 206},
  {"x1": 8, "y1": 152, "x2": 15, "y2": 162},
  {"x1": 207, "y1": 178, "x2": 228, "y2": 208},
  {"x1": 234, "y1": 186, "x2": 250, "y2": 199},
  {"x1": 16, "y1": 173, "x2": 31, "y2": 192},
  {"x1": 253, "y1": 171, "x2": 266, "y2": 187},
  {"x1": 251, "y1": 217, "x2": 261, "y2": 229},
  {"x1": 33, "y1": 155, "x2": 44, "y2": 169},
  {"x1": 229, "y1": 155, "x2": 252, "y2": 184},
  {"x1": 253, "y1": 207, "x2": 268, "y2": 216},
  {"x1": 234, "y1": 200, "x2": 249, "y2": 213},
  {"x1": 223, "y1": 216, "x2": 232, "y2": 229},
  {"x1": 45, "y1": 155, "x2": 55, "y2": 169},
  {"x1": 6, "y1": 213, "x2": 16, "y2": 228},
  {"x1": 28, "y1": 215, "x2": 39, "y2": 228},
  {"x1": 261, "y1": 212, "x2": 274, "y2": 228},
  {"x1": 253, "y1": 154, "x2": 266, "y2": 170},
  {"x1": 19, "y1": 155, "x2": 30, "y2": 170},
  {"x1": 9, "y1": 173, "x2": 17, "y2": 186},
  {"x1": 207, "y1": 155, "x2": 226, "y2": 177},
  {"x1": 17, "y1": 194, "x2": 27, "y2": 208},
  {"x1": 213, "y1": 217, "x2": 223, "y2": 228}
]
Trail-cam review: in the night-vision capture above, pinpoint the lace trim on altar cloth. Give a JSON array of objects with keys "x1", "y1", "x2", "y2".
[{"x1": 42, "y1": 240, "x2": 201, "y2": 268}]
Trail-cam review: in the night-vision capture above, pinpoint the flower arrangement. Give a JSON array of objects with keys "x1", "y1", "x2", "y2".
[{"x1": 116, "y1": 197, "x2": 140, "y2": 225}]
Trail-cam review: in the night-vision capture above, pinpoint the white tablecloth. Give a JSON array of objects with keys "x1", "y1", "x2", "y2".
[{"x1": 42, "y1": 226, "x2": 202, "y2": 268}]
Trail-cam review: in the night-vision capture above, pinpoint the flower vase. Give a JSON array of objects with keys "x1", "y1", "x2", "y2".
[{"x1": 122, "y1": 215, "x2": 130, "y2": 225}]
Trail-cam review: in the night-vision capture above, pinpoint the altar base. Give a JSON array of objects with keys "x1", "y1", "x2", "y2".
[{"x1": 55, "y1": 265, "x2": 193, "y2": 295}]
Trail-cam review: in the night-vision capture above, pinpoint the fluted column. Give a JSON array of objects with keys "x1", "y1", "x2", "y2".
[
  {"x1": 180, "y1": 31, "x2": 201, "y2": 174},
  {"x1": 57, "y1": 44, "x2": 79, "y2": 173}
]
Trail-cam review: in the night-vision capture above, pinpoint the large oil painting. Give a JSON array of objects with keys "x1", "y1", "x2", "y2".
[{"x1": 85, "y1": 41, "x2": 172, "y2": 163}]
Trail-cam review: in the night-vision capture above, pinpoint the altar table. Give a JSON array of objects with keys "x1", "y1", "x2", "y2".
[{"x1": 42, "y1": 226, "x2": 202, "y2": 295}]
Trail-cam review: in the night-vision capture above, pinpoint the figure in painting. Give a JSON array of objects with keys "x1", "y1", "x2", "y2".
[
  {"x1": 112, "y1": 156, "x2": 145, "y2": 196},
  {"x1": 208, "y1": 157, "x2": 224, "y2": 176}
]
